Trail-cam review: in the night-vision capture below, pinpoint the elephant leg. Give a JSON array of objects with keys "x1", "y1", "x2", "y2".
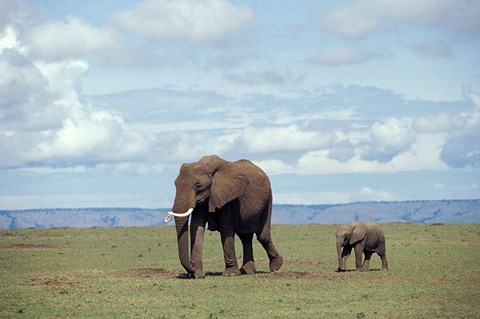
[
  {"x1": 340, "y1": 245, "x2": 352, "y2": 271},
  {"x1": 354, "y1": 245, "x2": 365, "y2": 271},
  {"x1": 190, "y1": 212, "x2": 206, "y2": 279},
  {"x1": 379, "y1": 253, "x2": 388, "y2": 271},
  {"x1": 238, "y1": 232, "x2": 256, "y2": 275},
  {"x1": 362, "y1": 251, "x2": 373, "y2": 271},
  {"x1": 220, "y1": 230, "x2": 241, "y2": 276},
  {"x1": 256, "y1": 230, "x2": 283, "y2": 272},
  {"x1": 378, "y1": 240, "x2": 389, "y2": 271}
]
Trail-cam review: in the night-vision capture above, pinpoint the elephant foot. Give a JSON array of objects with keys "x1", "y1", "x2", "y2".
[
  {"x1": 223, "y1": 266, "x2": 241, "y2": 277},
  {"x1": 186, "y1": 270, "x2": 205, "y2": 279},
  {"x1": 240, "y1": 261, "x2": 256, "y2": 275},
  {"x1": 269, "y1": 255, "x2": 283, "y2": 272}
]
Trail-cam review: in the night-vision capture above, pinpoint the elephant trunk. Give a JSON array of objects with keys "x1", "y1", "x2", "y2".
[
  {"x1": 174, "y1": 215, "x2": 195, "y2": 274},
  {"x1": 337, "y1": 241, "x2": 344, "y2": 272}
]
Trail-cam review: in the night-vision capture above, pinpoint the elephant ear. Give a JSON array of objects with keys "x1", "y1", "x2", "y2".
[
  {"x1": 349, "y1": 225, "x2": 366, "y2": 245},
  {"x1": 208, "y1": 164, "x2": 249, "y2": 212}
]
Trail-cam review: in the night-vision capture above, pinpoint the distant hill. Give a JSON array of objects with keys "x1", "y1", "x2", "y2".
[
  {"x1": 0, "y1": 200, "x2": 478, "y2": 229},
  {"x1": 272, "y1": 199, "x2": 480, "y2": 224}
]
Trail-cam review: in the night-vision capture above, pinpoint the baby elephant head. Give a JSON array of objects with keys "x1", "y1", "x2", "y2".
[{"x1": 336, "y1": 223, "x2": 366, "y2": 247}]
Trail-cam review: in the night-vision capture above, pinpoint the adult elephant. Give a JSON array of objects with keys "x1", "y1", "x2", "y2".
[
  {"x1": 165, "y1": 155, "x2": 283, "y2": 278},
  {"x1": 336, "y1": 221, "x2": 388, "y2": 272}
]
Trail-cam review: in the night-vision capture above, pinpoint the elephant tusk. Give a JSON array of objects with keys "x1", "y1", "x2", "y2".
[{"x1": 164, "y1": 208, "x2": 194, "y2": 223}]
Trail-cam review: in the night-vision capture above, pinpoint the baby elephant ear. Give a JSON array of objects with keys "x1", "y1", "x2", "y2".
[
  {"x1": 208, "y1": 165, "x2": 249, "y2": 212},
  {"x1": 349, "y1": 226, "x2": 366, "y2": 245}
]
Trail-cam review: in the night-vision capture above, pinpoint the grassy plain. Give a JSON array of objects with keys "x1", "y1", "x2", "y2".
[{"x1": 0, "y1": 223, "x2": 479, "y2": 318}]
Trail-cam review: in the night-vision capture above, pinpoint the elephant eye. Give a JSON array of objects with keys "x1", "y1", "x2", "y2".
[{"x1": 194, "y1": 183, "x2": 202, "y2": 191}]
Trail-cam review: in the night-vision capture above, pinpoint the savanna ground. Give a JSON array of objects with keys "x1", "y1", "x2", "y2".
[{"x1": 0, "y1": 223, "x2": 479, "y2": 318}]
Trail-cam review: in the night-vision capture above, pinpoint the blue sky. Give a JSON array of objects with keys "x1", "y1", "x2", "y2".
[{"x1": 0, "y1": 0, "x2": 479, "y2": 209}]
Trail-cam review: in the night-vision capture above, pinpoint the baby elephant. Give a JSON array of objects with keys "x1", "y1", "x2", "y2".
[{"x1": 336, "y1": 221, "x2": 388, "y2": 272}]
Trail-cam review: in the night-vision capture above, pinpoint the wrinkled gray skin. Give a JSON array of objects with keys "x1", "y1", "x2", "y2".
[
  {"x1": 336, "y1": 222, "x2": 388, "y2": 272},
  {"x1": 171, "y1": 155, "x2": 283, "y2": 278}
]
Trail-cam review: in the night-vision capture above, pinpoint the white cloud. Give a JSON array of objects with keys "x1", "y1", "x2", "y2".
[
  {"x1": 0, "y1": 50, "x2": 63, "y2": 132},
  {"x1": 360, "y1": 117, "x2": 416, "y2": 163},
  {"x1": 413, "y1": 92, "x2": 480, "y2": 168},
  {"x1": 0, "y1": 26, "x2": 23, "y2": 53},
  {"x1": 114, "y1": 0, "x2": 253, "y2": 46},
  {"x1": 327, "y1": 142, "x2": 356, "y2": 162},
  {"x1": 441, "y1": 127, "x2": 480, "y2": 168},
  {"x1": 323, "y1": 0, "x2": 480, "y2": 38},
  {"x1": 253, "y1": 159, "x2": 295, "y2": 175},
  {"x1": 387, "y1": 134, "x2": 448, "y2": 171},
  {"x1": 412, "y1": 112, "x2": 456, "y2": 133},
  {"x1": 33, "y1": 109, "x2": 153, "y2": 164},
  {"x1": 351, "y1": 186, "x2": 396, "y2": 202},
  {"x1": 25, "y1": 16, "x2": 123, "y2": 60},
  {"x1": 274, "y1": 191, "x2": 352, "y2": 205},
  {"x1": 0, "y1": 0, "x2": 42, "y2": 31},
  {"x1": 297, "y1": 131, "x2": 448, "y2": 175},
  {"x1": 298, "y1": 150, "x2": 377, "y2": 175},
  {"x1": 156, "y1": 130, "x2": 237, "y2": 163},
  {"x1": 0, "y1": 23, "x2": 155, "y2": 168},
  {"x1": 241, "y1": 124, "x2": 336, "y2": 154}
]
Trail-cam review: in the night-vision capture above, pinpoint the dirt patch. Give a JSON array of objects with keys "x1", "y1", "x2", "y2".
[
  {"x1": 271, "y1": 271, "x2": 314, "y2": 278},
  {"x1": 30, "y1": 275, "x2": 72, "y2": 287},
  {"x1": 0, "y1": 232, "x2": 16, "y2": 237},
  {"x1": 116, "y1": 268, "x2": 181, "y2": 278},
  {"x1": 28, "y1": 274, "x2": 79, "y2": 295},
  {"x1": 0, "y1": 243, "x2": 55, "y2": 251},
  {"x1": 289, "y1": 259, "x2": 326, "y2": 265}
]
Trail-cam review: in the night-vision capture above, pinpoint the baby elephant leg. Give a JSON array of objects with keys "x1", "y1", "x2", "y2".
[
  {"x1": 380, "y1": 253, "x2": 388, "y2": 271},
  {"x1": 362, "y1": 251, "x2": 373, "y2": 271}
]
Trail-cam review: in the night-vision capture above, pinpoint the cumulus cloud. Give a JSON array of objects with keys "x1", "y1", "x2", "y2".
[
  {"x1": 0, "y1": 0, "x2": 42, "y2": 31},
  {"x1": 252, "y1": 159, "x2": 295, "y2": 175},
  {"x1": 440, "y1": 93, "x2": 480, "y2": 168},
  {"x1": 114, "y1": 0, "x2": 253, "y2": 46},
  {"x1": 241, "y1": 124, "x2": 336, "y2": 154},
  {"x1": 360, "y1": 118, "x2": 416, "y2": 163},
  {"x1": 327, "y1": 141, "x2": 356, "y2": 162},
  {"x1": 412, "y1": 112, "x2": 457, "y2": 133},
  {"x1": 0, "y1": 22, "x2": 154, "y2": 168},
  {"x1": 0, "y1": 36, "x2": 63, "y2": 132},
  {"x1": 441, "y1": 129, "x2": 480, "y2": 168},
  {"x1": 323, "y1": 0, "x2": 480, "y2": 38},
  {"x1": 33, "y1": 108, "x2": 153, "y2": 165},
  {"x1": 24, "y1": 16, "x2": 124, "y2": 61},
  {"x1": 410, "y1": 92, "x2": 480, "y2": 169}
]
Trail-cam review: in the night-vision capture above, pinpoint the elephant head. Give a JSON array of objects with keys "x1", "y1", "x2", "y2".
[
  {"x1": 166, "y1": 155, "x2": 249, "y2": 274},
  {"x1": 336, "y1": 223, "x2": 366, "y2": 270}
]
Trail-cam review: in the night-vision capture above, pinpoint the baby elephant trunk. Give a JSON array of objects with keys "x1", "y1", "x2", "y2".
[{"x1": 337, "y1": 241, "x2": 345, "y2": 272}]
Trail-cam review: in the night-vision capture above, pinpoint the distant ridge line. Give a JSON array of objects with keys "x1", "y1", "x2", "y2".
[{"x1": 0, "y1": 199, "x2": 479, "y2": 229}]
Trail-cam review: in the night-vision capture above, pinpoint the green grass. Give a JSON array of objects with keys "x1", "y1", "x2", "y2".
[{"x1": 0, "y1": 224, "x2": 479, "y2": 318}]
